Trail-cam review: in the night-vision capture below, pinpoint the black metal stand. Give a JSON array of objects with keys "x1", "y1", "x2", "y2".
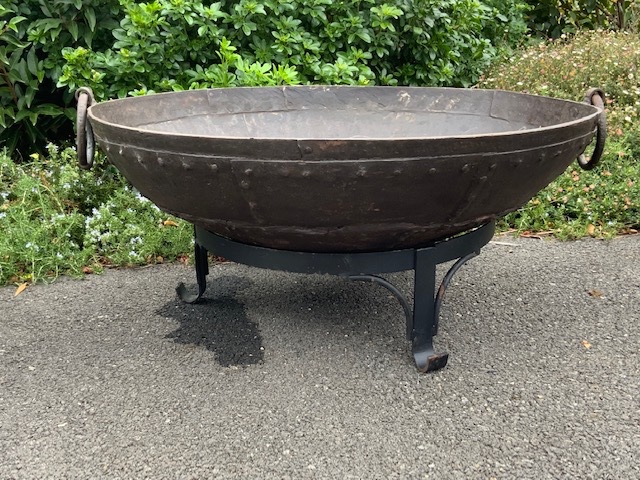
[{"x1": 177, "y1": 222, "x2": 495, "y2": 372}]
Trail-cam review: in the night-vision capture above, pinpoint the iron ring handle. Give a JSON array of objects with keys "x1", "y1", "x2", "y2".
[
  {"x1": 76, "y1": 87, "x2": 96, "y2": 170},
  {"x1": 577, "y1": 88, "x2": 606, "y2": 171}
]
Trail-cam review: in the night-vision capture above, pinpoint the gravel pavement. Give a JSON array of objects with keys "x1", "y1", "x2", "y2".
[{"x1": 1, "y1": 235, "x2": 639, "y2": 479}]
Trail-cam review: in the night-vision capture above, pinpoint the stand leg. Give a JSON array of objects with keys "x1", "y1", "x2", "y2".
[
  {"x1": 176, "y1": 240, "x2": 209, "y2": 304},
  {"x1": 412, "y1": 249, "x2": 449, "y2": 372}
]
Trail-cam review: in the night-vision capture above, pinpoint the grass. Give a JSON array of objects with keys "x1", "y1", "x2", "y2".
[{"x1": 1, "y1": 30, "x2": 639, "y2": 287}]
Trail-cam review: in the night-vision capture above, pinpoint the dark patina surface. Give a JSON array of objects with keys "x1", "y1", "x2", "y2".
[{"x1": 85, "y1": 86, "x2": 601, "y2": 252}]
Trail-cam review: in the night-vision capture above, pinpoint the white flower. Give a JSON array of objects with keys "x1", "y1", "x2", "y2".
[
  {"x1": 135, "y1": 191, "x2": 150, "y2": 203},
  {"x1": 25, "y1": 242, "x2": 40, "y2": 252}
]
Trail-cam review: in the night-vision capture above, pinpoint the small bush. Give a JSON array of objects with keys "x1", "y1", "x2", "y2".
[
  {"x1": 0, "y1": 145, "x2": 192, "y2": 285},
  {"x1": 83, "y1": 187, "x2": 193, "y2": 267},
  {"x1": 481, "y1": 30, "x2": 640, "y2": 236},
  {"x1": 59, "y1": 0, "x2": 529, "y2": 101}
]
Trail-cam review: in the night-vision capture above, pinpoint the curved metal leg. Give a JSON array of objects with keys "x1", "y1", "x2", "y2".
[
  {"x1": 433, "y1": 252, "x2": 478, "y2": 335},
  {"x1": 348, "y1": 272, "x2": 448, "y2": 372},
  {"x1": 349, "y1": 275, "x2": 413, "y2": 338},
  {"x1": 176, "y1": 241, "x2": 209, "y2": 303}
]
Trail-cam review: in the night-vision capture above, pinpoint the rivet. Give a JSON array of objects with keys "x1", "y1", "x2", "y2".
[
  {"x1": 181, "y1": 161, "x2": 192, "y2": 171},
  {"x1": 118, "y1": 146, "x2": 124, "y2": 155},
  {"x1": 303, "y1": 146, "x2": 313, "y2": 154},
  {"x1": 302, "y1": 170, "x2": 311, "y2": 178},
  {"x1": 489, "y1": 163, "x2": 498, "y2": 171},
  {"x1": 461, "y1": 164, "x2": 470, "y2": 173},
  {"x1": 157, "y1": 156, "x2": 165, "y2": 166},
  {"x1": 244, "y1": 168, "x2": 253, "y2": 176},
  {"x1": 280, "y1": 168, "x2": 291, "y2": 177},
  {"x1": 209, "y1": 164, "x2": 219, "y2": 173},
  {"x1": 479, "y1": 175, "x2": 488, "y2": 183},
  {"x1": 393, "y1": 168, "x2": 402, "y2": 176},
  {"x1": 356, "y1": 167, "x2": 367, "y2": 177},
  {"x1": 428, "y1": 168, "x2": 437, "y2": 175},
  {"x1": 240, "y1": 180, "x2": 250, "y2": 189}
]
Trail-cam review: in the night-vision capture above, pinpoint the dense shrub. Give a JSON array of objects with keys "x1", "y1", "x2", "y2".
[
  {"x1": 59, "y1": 0, "x2": 529, "y2": 101},
  {"x1": 0, "y1": 0, "x2": 120, "y2": 157},
  {"x1": 480, "y1": 30, "x2": 640, "y2": 237}
]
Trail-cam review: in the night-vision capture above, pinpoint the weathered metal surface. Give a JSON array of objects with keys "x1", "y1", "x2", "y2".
[{"x1": 86, "y1": 86, "x2": 602, "y2": 252}]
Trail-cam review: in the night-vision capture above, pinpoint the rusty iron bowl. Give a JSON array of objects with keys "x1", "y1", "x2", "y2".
[{"x1": 77, "y1": 86, "x2": 605, "y2": 252}]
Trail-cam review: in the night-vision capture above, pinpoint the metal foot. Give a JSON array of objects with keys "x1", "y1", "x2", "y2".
[
  {"x1": 176, "y1": 240, "x2": 209, "y2": 303},
  {"x1": 413, "y1": 339, "x2": 450, "y2": 372}
]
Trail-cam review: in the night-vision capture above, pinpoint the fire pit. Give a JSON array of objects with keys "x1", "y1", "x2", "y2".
[{"x1": 76, "y1": 85, "x2": 605, "y2": 371}]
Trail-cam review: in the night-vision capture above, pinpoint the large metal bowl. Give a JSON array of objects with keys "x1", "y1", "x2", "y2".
[{"x1": 84, "y1": 86, "x2": 602, "y2": 252}]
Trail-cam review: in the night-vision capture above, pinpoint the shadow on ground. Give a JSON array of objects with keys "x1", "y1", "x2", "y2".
[{"x1": 158, "y1": 275, "x2": 264, "y2": 367}]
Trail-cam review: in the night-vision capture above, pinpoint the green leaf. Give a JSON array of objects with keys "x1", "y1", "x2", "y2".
[
  {"x1": 33, "y1": 104, "x2": 63, "y2": 116},
  {"x1": 85, "y1": 8, "x2": 97, "y2": 32},
  {"x1": 2, "y1": 33, "x2": 29, "y2": 49},
  {"x1": 14, "y1": 109, "x2": 30, "y2": 122},
  {"x1": 356, "y1": 30, "x2": 371, "y2": 43},
  {"x1": 15, "y1": 59, "x2": 29, "y2": 84},
  {"x1": 26, "y1": 47, "x2": 38, "y2": 76},
  {"x1": 112, "y1": 30, "x2": 127, "y2": 41},
  {"x1": 37, "y1": 18, "x2": 63, "y2": 32},
  {"x1": 8, "y1": 16, "x2": 27, "y2": 32},
  {"x1": 68, "y1": 22, "x2": 79, "y2": 41}
]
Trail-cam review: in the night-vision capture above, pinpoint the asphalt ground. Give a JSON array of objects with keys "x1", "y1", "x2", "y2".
[{"x1": 1, "y1": 234, "x2": 639, "y2": 479}]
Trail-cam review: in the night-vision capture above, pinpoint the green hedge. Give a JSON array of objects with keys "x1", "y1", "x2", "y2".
[
  {"x1": 0, "y1": 0, "x2": 529, "y2": 158},
  {"x1": 0, "y1": 0, "x2": 120, "y2": 155},
  {"x1": 59, "y1": 0, "x2": 528, "y2": 102}
]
